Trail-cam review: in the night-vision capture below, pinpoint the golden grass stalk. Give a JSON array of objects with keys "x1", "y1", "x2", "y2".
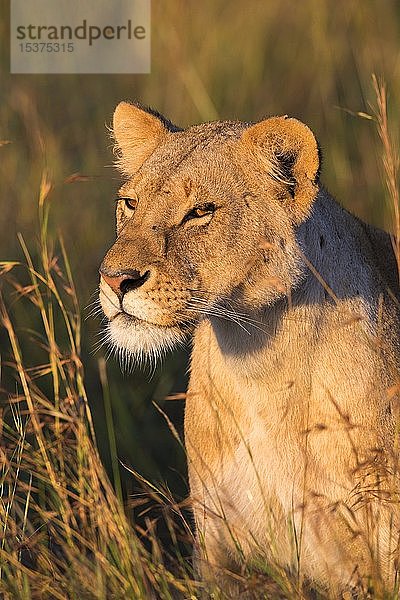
[{"x1": 372, "y1": 74, "x2": 400, "y2": 278}]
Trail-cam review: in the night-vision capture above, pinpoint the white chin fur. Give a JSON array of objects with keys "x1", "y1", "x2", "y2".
[{"x1": 105, "y1": 314, "x2": 186, "y2": 371}]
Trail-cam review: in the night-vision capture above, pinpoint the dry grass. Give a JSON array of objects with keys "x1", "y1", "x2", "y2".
[
  {"x1": 371, "y1": 75, "x2": 400, "y2": 278},
  {"x1": 1, "y1": 2, "x2": 400, "y2": 597},
  {"x1": 0, "y1": 180, "x2": 197, "y2": 599}
]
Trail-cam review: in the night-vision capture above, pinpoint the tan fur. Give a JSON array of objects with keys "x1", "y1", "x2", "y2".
[
  {"x1": 112, "y1": 102, "x2": 171, "y2": 175},
  {"x1": 99, "y1": 102, "x2": 400, "y2": 596}
]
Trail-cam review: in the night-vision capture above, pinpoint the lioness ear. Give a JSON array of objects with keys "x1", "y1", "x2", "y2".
[
  {"x1": 112, "y1": 102, "x2": 179, "y2": 175},
  {"x1": 242, "y1": 116, "x2": 320, "y2": 222}
]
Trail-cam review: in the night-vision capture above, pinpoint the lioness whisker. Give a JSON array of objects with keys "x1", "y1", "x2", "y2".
[
  {"x1": 84, "y1": 298, "x2": 100, "y2": 310},
  {"x1": 186, "y1": 304, "x2": 252, "y2": 335},
  {"x1": 188, "y1": 294, "x2": 266, "y2": 323},
  {"x1": 84, "y1": 306, "x2": 104, "y2": 321},
  {"x1": 91, "y1": 327, "x2": 112, "y2": 355},
  {"x1": 188, "y1": 305, "x2": 254, "y2": 331},
  {"x1": 188, "y1": 298, "x2": 267, "y2": 332}
]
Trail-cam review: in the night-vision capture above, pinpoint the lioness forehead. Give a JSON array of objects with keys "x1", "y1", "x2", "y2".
[
  {"x1": 146, "y1": 120, "x2": 247, "y2": 171},
  {"x1": 120, "y1": 121, "x2": 247, "y2": 199}
]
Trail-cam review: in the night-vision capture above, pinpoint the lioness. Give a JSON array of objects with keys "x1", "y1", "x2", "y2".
[{"x1": 99, "y1": 102, "x2": 400, "y2": 596}]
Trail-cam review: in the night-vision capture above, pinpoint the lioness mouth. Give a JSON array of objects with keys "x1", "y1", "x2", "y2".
[
  {"x1": 110, "y1": 311, "x2": 155, "y2": 326},
  {"x1": 111, "y1": 310, "x2": 184, "y2": 331}
]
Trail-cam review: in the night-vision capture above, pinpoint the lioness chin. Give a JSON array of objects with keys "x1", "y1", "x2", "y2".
[{"x1": 99, "y1": 102, "x2": 400, "y2": 597}]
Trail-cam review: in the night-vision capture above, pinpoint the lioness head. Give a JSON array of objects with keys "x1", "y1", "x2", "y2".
[{"x1": 99, "y1": 103, "x2": 320, "y2": 362}]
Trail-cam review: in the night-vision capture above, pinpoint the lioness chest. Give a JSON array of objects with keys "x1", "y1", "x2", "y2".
[{"x1": 185, "y1": 301, "x2": 392, "y2": 573}]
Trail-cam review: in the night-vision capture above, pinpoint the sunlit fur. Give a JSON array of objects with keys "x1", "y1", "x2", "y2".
[
  {"x1": 99, "y1": 102, "x2": 400, "y2": 596},
  {"x1": 98, "y1": 278, "x2": 187, "y2": 373}
]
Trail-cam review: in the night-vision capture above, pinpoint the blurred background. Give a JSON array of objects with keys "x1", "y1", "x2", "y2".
[{"x1": 1, "y1": 0, "x2": 399, "y2": 501}]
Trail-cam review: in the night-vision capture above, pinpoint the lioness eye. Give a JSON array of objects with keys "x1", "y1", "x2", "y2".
[
  {"x1": 117, "y1": 197, "x2": 137, "y2": 211},
  {"x1": 184, "y1": 203, "x2": 216, "y2": 222}
]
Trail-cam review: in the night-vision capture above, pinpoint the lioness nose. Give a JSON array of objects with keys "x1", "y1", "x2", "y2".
[{"x1": 100, "y1": 268, "x2": 150, "y2": 297}]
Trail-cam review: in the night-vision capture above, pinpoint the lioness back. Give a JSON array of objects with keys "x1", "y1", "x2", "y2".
[{"x1": 99, "y1": 102, "x2": 400, "y2": 597}]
